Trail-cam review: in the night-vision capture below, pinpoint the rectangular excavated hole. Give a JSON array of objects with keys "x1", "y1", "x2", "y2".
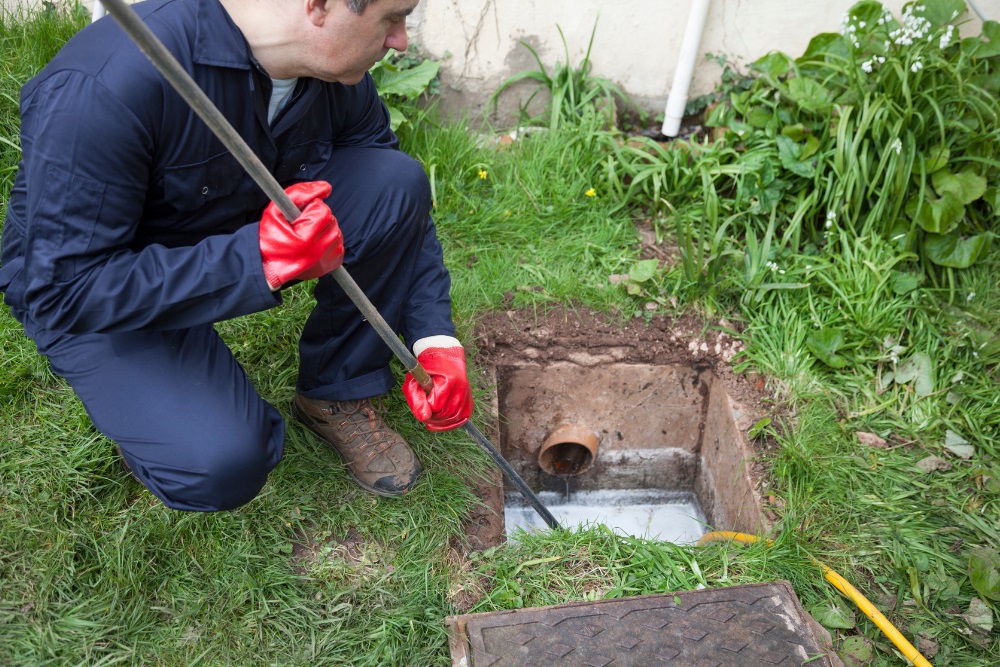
[{"x1": 492, "y1": 362, "x2": 765, "y2": 544}]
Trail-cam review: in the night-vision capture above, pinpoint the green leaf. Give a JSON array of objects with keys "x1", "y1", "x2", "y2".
[
  {"x1": 971, "y1": 69, "x2": 1000, "y2": 94},
  {"x1": 916, "y1": 0, "x2": 967, "y2": 27},
  {"x1": 628, "y1": 259, "x2": 661, "y2": 283},
  {"x1": 906, "y1": 191, "x2": 965, "y2": 234},
  {"x1": 969, "y1": 547, "x2": 1000, "y2": 601},
  {"x1": 895, "y1": 352, "x2": 933, "y2": 396},
  {"x1": 924, "y1": 145, "x2": 950, "y2": 174},
  {"x1": 926, "y1": 569, "x2": 961, "y2": 599},
  {"x1": 962, "y1": 21, "x2": 1000, "y2": 58},
  {"x1": 837, "y1": 636, "x2": 873, "y2": 667},
  {"x1": 786, "y1": 77, "x2": 834, "y2": 112},
  {"x1": 806, "y1": 329, "x2": 848, "y2": 369},
  {"x1": 780, "y1": 124, "x2": 810, "y2": 142},
  {"x1": 383, "y1": 103, "x2": 404, "y2": 131},
  {"x1": 798, "y1": 32, "x2": 851, "y2": 63},
  {"x1": 889, "y1": 220, "x2": 918, "y2": 254},
  {"x1": 848, "y1": 1, "x2": 887, "y2": 27},
  {"x1": 809, "y1": 599, "x2": 856, "y2": 629},
  {"x1": 984, "y1": 186, "x2": 1000, "y2": 214},
  {"x1": 777, "y1": 135, "x2": 816, "y2": 178},
  {"x1": 924, "y1": 232, "x2": 991, "y2": 268},
  {"x1": 374, "y1": 59, "x2": 440, "y2": 100},
  {"x1": 752, "y1": 51, "x2": 793, "y2": 79},
  {"x1": 745, "y1": 106, "x2": 773, "y2": 128},
  {"x1": 891, "y1": 272, "x2": 921, "y2": 295},
  {"x1": 932, "y1": 168, "x2": 988, "y2": 205},
  {"x1": 747, "y1": 417, "x2": 771, "y2": 439}
]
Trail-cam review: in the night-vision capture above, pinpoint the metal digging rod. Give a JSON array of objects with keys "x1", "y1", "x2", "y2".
[{"x1": 101, "y1": 0, "x2": 560, "y2": 530}]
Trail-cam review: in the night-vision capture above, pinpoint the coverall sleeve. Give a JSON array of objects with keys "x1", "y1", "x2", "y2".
[{"x1": 19, "y1": 71, "x2": 278, "y2": 335}]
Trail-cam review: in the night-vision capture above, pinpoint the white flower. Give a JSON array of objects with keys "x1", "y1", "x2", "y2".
[
  {"x1": 967, "y1": 292, "x2": 976, "y2": 301},
  {"x1": 890, "y1": 138, "x2": 903, "y2": 154},
  {"x1": 862, "y1": 59, "x2": 874, "y2": 73},
  {"x1": 911, "y1": 61, "x2": 923, "y2": 73},
  {"x1": 826, "y1": 211, "x2": 837, "y2": 228},
  {"x1": 940, "y1": 25, "x2": 955, "y2": 49}
]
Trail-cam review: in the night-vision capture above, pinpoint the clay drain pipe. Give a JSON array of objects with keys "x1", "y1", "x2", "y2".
[
  {"x1": 538, "y1": 424, "x2": 600, "y2": 477},
  {"x1": 102, "y1": 0, "x2": 560, "y2": 530}
]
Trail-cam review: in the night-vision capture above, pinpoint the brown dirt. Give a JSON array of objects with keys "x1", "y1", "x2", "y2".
[
  {"x1": 291, "y1": 526, "x2": 374, "y2": 576},
  {"x1": 472, "y1": 307, "x2": 768, "y2": 408}
]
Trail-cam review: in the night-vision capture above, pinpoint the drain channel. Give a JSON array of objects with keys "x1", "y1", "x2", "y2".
[{"x1": 504, "y1": 489, "x2": 708, "y2": 544}]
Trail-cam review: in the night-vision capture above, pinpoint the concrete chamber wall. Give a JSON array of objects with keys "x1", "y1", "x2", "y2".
[{"x1": 408, "y1": 0, "x2": 990, "y2": 124}]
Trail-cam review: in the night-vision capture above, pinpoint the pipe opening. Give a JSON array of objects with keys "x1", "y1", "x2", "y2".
[{"x1": 538, "y1": 424, "x2": 599, "y2": 477}]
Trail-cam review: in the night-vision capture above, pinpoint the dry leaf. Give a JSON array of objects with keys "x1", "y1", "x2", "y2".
[
  {"x1": 916, "y1": 634, "x2": 939, "y2": 659},
  {"x1": 916, "y1": 455, "x2": 951, "y2": 473},
  {"x1": 856, "y1": 431, "x2": 888, "y2": 449}
]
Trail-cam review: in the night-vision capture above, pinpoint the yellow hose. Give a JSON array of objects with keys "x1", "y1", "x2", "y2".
[{"x1": 698, "y1": 531, "x2": 933, "y2": 667}]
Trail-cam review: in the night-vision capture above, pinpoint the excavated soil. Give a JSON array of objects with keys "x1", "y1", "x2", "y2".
[{"x1": 456, "y1": 306, "x2": 783, "y2": 552}]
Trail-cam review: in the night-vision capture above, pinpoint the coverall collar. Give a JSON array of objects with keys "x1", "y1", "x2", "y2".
[{"x1": 194, "y1": 0, "x2": 252, "y2": 70}]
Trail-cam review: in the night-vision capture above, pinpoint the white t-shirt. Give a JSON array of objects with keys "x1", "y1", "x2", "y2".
[{"x1": 268, "y1": 77, "x2": 298, "y2": 125}]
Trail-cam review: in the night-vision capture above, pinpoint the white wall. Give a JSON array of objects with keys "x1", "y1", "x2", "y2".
[
  {"x1": 8, "y1": 0, "x2": 996, "y2": 124},
  {"x1": 408, "y1": 0, "x2": 994, "y2": 123}
]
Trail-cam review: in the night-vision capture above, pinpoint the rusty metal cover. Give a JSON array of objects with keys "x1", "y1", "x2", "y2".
[{"x1": 446, "y1": 581, "x2": 841, "y2": 666}]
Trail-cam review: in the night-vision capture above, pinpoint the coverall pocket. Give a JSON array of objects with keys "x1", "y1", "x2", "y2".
[
  {"x1": 274, "y1": 140, "x2": 332, "y2": 184},
  {"x1": 163, "y1": 152, "x2": 243, "y2": 212}
]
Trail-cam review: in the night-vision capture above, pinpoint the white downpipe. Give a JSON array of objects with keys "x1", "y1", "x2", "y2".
[{"x1": 662, "y1": 0, "x2": 711, "y2": 137}]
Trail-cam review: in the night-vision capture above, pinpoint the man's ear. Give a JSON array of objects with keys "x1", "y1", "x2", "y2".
[{"x1": 305, "y1": 0, "x2": 331, "y2": 27}]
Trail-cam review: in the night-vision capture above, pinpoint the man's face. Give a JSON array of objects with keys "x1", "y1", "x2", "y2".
[{"x1": 307, "y1": 0, "x2": 418, "y2": 84}]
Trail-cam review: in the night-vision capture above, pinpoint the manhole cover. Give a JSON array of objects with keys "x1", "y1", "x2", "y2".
[{"x1": 446, "y1": 581, "x2": 841, "y2": 666}]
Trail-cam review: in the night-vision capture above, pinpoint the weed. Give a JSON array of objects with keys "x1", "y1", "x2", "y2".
[{"x1": 489, "y1": 22, "x2": 629, "y2": 132}]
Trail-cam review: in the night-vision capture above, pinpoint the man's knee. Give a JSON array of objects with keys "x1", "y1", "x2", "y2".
[
  {"x1": 139, "y1": 415, "x2": 284, "y2": 512},
  {"x1": 327, "y1": 148, "x2": 431, "y2": 225},
  {"x1": 387, "y1": 151, "x2": 431, "y2": 208}
]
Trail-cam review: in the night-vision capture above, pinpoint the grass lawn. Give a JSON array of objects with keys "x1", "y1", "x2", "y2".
[{"x1": 2, "y1": 2, "x2": 999, "y2": 665}]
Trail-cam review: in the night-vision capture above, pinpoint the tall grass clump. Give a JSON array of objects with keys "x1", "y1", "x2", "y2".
[{"x1": 607, "y1": 0, "x2": 999, "y2": 295}]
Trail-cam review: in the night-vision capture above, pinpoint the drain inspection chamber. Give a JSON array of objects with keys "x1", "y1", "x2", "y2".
[{"x1": 468, "y1": 309, "x2": 772, "y2": 546}]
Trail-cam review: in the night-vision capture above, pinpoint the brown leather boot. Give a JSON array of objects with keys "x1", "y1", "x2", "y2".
[{"x1": 291, "y1": 394, "x2": 421, "y2": 497}]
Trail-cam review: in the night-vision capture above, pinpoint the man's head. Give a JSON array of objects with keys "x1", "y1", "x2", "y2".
[
  {"x1": 304, "y1": 0, "x2": 416, "y2": 83},
  {"x1": 223, "y1": 0, "x2": 418, "y2": 83}
]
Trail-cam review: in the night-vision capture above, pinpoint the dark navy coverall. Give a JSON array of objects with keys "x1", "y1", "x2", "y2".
[{"x1": 0, "y1": 0, "x2": 455, "y2": 511}]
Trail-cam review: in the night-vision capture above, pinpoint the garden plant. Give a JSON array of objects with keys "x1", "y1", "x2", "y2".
[{"x1": 1, "y1": 0, "x2": 998, "y2": 665}]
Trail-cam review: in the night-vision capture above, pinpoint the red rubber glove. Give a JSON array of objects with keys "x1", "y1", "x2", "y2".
[
  {"x1": 259, "y1": 181, "x2": 344, "y2": 290},
  {"x1": 403, "y1": 346, "x2": 474, "y2": 432}
]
